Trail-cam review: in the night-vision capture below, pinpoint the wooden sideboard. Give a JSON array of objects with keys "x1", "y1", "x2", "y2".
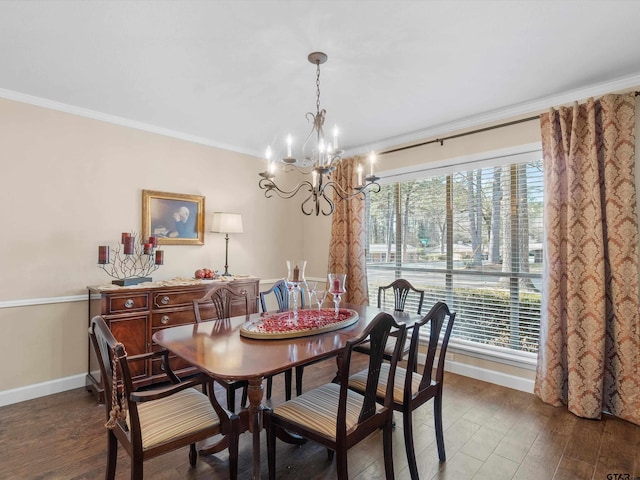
[{"x1": 86, "y1": 277, "x2": 259, "y2": 402}]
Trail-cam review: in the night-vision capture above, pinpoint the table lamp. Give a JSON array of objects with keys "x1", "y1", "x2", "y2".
[{"x1": 211, "y1": 212, "x2": 243, "y2": 276}]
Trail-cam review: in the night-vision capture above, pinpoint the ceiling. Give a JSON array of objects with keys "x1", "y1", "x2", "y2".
[{"x1": 2, "y1": 1, "x2": 640, "y2": 160}]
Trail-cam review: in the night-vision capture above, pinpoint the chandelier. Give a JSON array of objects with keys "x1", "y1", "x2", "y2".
[{"x1": 258, "y1": 52, "x2": 380, "y2": 216}]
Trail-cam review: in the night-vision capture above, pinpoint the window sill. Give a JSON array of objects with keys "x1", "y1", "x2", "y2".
[{"x1": 445, "y1": 338, "x2": 537, "y2": 371}]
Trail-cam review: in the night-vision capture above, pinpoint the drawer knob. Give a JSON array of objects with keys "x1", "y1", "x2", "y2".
[
  {"x1": 161, "y1": 315, "x2": 170, "y2": 325},
  {"x1": 161, "y1": 296, "x2": 170, "y2": 305},
  {"x1": 124, "y1": 299, "x2": 134, "y2": 308},
  {"x1": 240, "y1": 289, "x2": 247, "y2": 295}
]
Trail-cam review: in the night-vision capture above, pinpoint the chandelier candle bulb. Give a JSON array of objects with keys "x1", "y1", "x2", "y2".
[
  {"x1": 369, "y1": 151, "x2": 375, "y2": 177},
  {"x1": 265, "y1": 146, "x2": 276, "y2": 177},
  {"x1": 333, "y1": 125, "x2": 339, "y2": 149},
  {"x1": 357, "y1": 165, "x2": 363, "y2": 186},
  {"x1": 312, "y1": 170, "x2": 318, "y2": 187},
  {"x1": 286, "y1": 134, "x2": 292, "y2": 158}
]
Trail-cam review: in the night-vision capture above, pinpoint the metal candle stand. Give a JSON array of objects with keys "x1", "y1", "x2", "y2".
[{"x1": 97, "y1": 232, "x2": 164, "y2": 286}]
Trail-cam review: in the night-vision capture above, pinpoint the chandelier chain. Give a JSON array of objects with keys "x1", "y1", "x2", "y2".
[{"x1": 316, "y1": 62, "x2": 321, "y2": 116}]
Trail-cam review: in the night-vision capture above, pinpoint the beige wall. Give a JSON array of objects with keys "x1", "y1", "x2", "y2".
[{"x1": 0, "y1": 97, "x2": 308, "y2": 395}]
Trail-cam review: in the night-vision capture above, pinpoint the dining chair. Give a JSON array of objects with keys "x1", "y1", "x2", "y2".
[
  {"x1": 348, "y1": 301, "x2": 456, "y2": 479},
  {"x1": 193, "y1": 284, "x2": 252, "y2": 412},
  {"x1": 89, "y1": 315, "x2": 240, "y2": 480},
  {"x1": 259, "y1": 279, "x2": 304, "y2": 401},
  {"x1": 264, "y1": 312, "x2": 406, "y2": 480},
  {"x1": 355, "y1": 278, "x2": 425, "y2": 359}
]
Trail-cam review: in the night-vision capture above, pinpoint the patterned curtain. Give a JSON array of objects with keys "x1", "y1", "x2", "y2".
[
  {"x1": 327, "y1": 156, "x2": 369, "y2": 305},
  {"x1": 535, "y1": 93, "x2": 640, "y2": 425}
]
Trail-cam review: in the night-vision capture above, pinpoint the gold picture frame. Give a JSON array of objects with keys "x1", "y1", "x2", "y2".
[{"x1": 142, "y1": 190, "x2": 205, "y2": 245}]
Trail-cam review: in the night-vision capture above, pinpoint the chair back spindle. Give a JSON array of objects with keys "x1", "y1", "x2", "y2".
[
  {"x1": 377, "y1": 279, "x2": 425, "y2": 315},
  {"x1": 194, "y1": 284, "x2": 251, "y2": 322}
]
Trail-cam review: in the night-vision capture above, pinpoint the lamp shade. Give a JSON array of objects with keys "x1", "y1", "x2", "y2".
[{"x1": 211, "y1": 212, "x2": 243, "y2": 234}]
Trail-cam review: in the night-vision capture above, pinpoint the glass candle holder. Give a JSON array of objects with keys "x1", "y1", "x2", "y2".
[
  {"x1": 328, "y1": 273, "x2": 346, "y2": 316},
  {"x1": 286, "y1": 260, "x2": 306, "y2": 316}
]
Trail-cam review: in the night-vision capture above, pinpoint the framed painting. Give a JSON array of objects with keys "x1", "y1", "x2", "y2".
[{"x1": 142, "y1": 190, "x2": 205, "y2": 245}]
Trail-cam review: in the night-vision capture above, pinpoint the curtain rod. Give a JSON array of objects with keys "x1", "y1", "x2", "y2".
[
  {"x1": 380, "y1": 116, "x2": 540, "y2": 155},
  {"x1": 382, "y1": 90, "x2": 640, "y2": 156}
]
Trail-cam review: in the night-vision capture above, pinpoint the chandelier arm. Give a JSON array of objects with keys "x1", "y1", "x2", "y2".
[
  {"x1": 282, "y1": 163, "x2": 319, "y2": 175},
  {"x1": 299, "y1": 187, "x2": 335, "y2": 216},
  {"x1": 323, "y1": 180, "x2": 381, "y2": 201},
  {"x1": 258, "y1": 178, "x2": 314, "y2": 200},
  {"x1": 301, "y1": 191, "x2": 317, "y2": 216},
  {"x1": 320, "y1": 188, "x2": 335, "y2": 216}
]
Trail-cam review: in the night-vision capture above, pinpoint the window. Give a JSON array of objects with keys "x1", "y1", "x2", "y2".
[{"x1": 366, "y1": 148, "x2": 543, "y2": 360}]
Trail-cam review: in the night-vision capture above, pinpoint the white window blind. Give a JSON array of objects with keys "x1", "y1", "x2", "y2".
[{"x1": 366, "y1": 150, "x2": 543, "y2": 355}]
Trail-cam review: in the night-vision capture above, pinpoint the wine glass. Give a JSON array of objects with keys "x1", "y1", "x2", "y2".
[
  {"x1": 328, "y1": 273, "x2": 346, "y2": 316},
  {"x1": 305, "y1": 281, "x2": 317, "y2": 309},
  {"x1": 314, "y1": 289, "x2": 327, "y2": 311}
]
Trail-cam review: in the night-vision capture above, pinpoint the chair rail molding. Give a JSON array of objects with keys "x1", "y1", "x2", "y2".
[{"x1": 0, "y1": 294, "x2": 87, "y2": 309}]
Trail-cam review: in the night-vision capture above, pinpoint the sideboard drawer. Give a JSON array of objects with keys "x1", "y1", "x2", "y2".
[
  {"x1": 152, "y1": 288, "x2": 208, "y2": 309},
  {"x1": 107, "y1": 293, "x2": 149, "y2": 314},
  {"x1": 152, "y1": 309, "x2": 197, "y2": 328},
  {"x1": 232, "y1": 279, "x2": 259, "y2": 297}
]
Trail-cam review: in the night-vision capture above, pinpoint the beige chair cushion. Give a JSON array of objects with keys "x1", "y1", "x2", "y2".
[
  {"x1": 130, "y1": 388, "x2": 220, "y2": 449},
  {"x1": 272, "y1": 383, "x2": 381, "y2": 441},
  {"x1": 357, "y1": 335, "x2": 411, "y2": 357},
  {"x1": 349, "y1": 363, "x2": 421, "y2": 404}
]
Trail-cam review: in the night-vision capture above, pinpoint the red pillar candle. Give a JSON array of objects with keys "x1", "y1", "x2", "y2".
[
  {"x1": 155, "y1": 249, "x2": 164, "y2": 265},
  {"x1": 98, "y1": 245, "x2": 109, "y2": 264},
  {"x1": 333, "y1": 278, "x2": 340, "y2": 292},
  {"x1": 149, "y1": 236, "x2": 158, "y2": 248},
  {"x1": 123, "y1": 236, "x2": 135, "y2": 255},
  {"x1": 143, "y1": 243, "x2": 152, "y2": 254},
  {"x1": 121, "y1": 232, "x2": 131, "y2": 244},
  {"x1": 293, "y1": 265, "x2": 300, "y2": 282}
]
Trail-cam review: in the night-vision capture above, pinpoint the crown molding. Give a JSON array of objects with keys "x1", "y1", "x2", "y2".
[{"x1": 0, "y1": 87, "x2": 257, "y2": 157}]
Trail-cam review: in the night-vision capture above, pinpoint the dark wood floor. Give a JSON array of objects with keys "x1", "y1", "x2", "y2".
[{"x1": 1, "y1": 356, "x2": 639, "y2": 480}]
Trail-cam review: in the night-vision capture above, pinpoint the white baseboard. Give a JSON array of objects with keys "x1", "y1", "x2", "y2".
[
  {"x1": 0, "y1": 374, "x2": 86, "y2": 407},
  {"x1": 1, "y1": 355, "x2": 535, "y2": 407},
  {"x1": 444, "y1": 358, "x2": 535, "y2": 393}
]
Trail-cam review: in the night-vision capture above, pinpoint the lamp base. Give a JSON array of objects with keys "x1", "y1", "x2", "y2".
[{"x1": 112, "y1": 277, "x2": 152, "y2": 286}]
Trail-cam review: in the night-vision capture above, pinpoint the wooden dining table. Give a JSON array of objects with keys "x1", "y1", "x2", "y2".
[{"x1": 152, "y1": 303, "x2": 420, "y2": 480}]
